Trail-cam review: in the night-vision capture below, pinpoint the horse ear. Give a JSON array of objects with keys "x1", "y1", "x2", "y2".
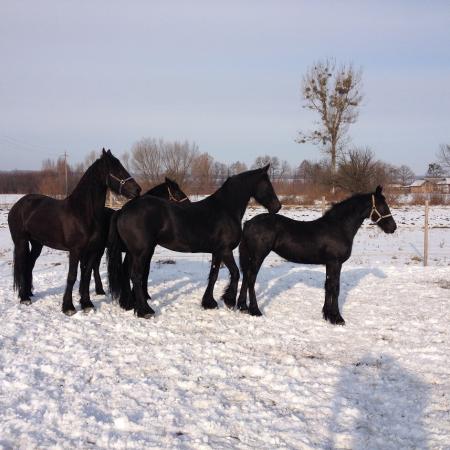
[
  {"x1": 107, "y1": 149, "x2": 112, "y2": 155},
  {"x1": 102, "y1": 148, "x2": 106, "y2": 156},
  {"x1": 262, "y1": 164, "x2": 270, "y2": 173},
  {"x1": 375, "y1": 185, "x2": 383, "y2": 195}
]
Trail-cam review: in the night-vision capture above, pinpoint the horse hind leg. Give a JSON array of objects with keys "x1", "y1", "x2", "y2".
[
  {"x1": 12, "y1": 238, "x2": 32, "y2": 304},
  {"x1": 238, "y1": 234, "x2": 270, "y2": 316},
  {"x1": 119, "y1": 252, "x2": 135, "y2": 311},
  {"x1": 27, "y1": 240, "x2": 43, "y2": 297},
  {"x1": 245, "y1": 247, "x2": 271, "y2": 316},
  {"x1": 129, "y1": 249, "x2": 155, "y2": 319},
  {"x1": 93, "y1": 251, "x2": 106, "y2": 295}
]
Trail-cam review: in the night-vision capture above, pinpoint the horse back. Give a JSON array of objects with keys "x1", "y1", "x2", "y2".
[
  {"x1": 8, "y1": 194, "x2": 90, "y2": 251},
  {"x1": 119, "y1": 196, "x2": 241, "y2": 253},
  {"x1": 245, "y1": 213, "x2": 351, "y2": 264}
]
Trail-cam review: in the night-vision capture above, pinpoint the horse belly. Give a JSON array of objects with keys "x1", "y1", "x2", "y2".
[{"x1": 274, "y1": 237, "x2": 327, "y2": 265}]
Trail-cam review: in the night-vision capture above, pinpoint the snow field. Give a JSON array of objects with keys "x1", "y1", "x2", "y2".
[{"x1": 0, "y1": 204, "x2": 449, "y2": 449}]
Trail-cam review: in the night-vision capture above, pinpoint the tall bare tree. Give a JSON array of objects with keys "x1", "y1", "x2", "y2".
[
  {"x1": 395, "y1": 165, "x2": 416, "y2": 186},
  {"x1": 161, "y1": 140, "x2": 198, "y2": 185},
  {"x1": 228, "y1": 161, "x2": 248, "y2": 176},
  {"x1": 297, "y1": 59, "x2": 363, "y2": 188},
  {"x1": 426, "y1": 163, "x2": 445, "y2": 178},
  {"x1": 130, "y1": 138, "x2": 163, "y2": 183},
  {"x1": 191, "y1": 152, "x2": 214, "y2": 193},
  {"x1": 437, "y1": 143, "x2": 450, "y2": 173}
]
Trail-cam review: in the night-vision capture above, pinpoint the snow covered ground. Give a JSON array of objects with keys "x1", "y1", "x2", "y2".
[{"x1": 0, "y1": 199, "x2": 449, "y2": 449}]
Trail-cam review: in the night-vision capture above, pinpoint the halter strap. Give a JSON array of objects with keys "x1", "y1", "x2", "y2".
[
  {"x1": 167, "y1": 185, "x2": 189, "y2": 203},
  {"x1": 369, "y1": 194, "x2": 392, "y2": 223},
  {"x1": 109, "y1": 173, "x2": 134, "y2": 195}
]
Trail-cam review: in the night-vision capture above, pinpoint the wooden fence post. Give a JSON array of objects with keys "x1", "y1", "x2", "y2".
[
  {"x1": 321, "y1": 196, "x2": 326, "y2": 216},
  {"x1": 424, "y1": 200, "x2": 429, "y2": 267}
]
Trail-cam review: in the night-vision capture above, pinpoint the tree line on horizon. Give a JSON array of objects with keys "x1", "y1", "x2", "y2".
[{"x1": 1, "y1": 58, "x2": 447, "y2": 199}]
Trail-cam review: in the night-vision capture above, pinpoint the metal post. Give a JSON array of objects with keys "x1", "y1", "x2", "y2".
[
  {"x1": 424, "y1": 200, "x2": 429, "y2": 267},
  {"x1": 321, "y1": 196, "x2": 326, "y2": 215}
]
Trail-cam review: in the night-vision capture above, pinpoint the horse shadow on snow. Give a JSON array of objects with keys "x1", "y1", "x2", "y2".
[{"x1": 252, "y1": 262, "x2": 386, "y2": 315}]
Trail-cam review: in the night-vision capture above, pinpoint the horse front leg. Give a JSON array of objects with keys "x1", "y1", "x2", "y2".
[
  {"x1": 221, "y1": 251, "x2": 240, "y2": 309},
  {"x1": 79, "y1": 251, "x2": 97, "y2": 312},
  {"x1": 201, "y1": 253, "x2": 221, "y2": 309},
  {"x1": 62, "y1": 252, "x2": 79, "y2": 316},
  {"x1": 323, "y1": 261, "x2": 344, "y2": 325}
]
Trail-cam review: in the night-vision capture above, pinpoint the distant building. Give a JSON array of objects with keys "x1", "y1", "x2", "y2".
[{"x1": 405, "y1": 177, "x2": 450, "y2": 194}]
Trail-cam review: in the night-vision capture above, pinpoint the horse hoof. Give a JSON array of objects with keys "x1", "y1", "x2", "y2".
[
  {"x1": 95, "y1": 289, "x2": 106, "y2": 296},
  {"x1": 222, "y1": 298, "x2": 236, "y2": 309},
  {"x1": 20, "y1": 299, "x2": 32, "y2": 305},
  {"x1": 249, "y1": 308, "x2": 263, "y2": 317},
  {"x1": 82, "y1": 306, "x2": 95, "y2": 314},
  {"x1": 63, "y1": 309, "x2": 77, "y2": 317},
  {"x1": 323, "y1": 310, "x2": 345, "y2": 325},
  {"x1": 202, "y1": 298, "x2": 218, "y2": 310},
  {"x1": 137, "y1": 311, "x2": 155, "y2": 319}
]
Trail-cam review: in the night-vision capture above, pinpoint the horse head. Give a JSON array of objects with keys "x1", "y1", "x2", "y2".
[
  {"x1": 369, "y1": 185, "x2": 396, "y2": 233},
  {"x1": 164, "y1": 177, "x2": 190, "y2": 203},
  {"x1": 102, "y1": 149, "x2": 141, "y2": 199},
  {"x1": 253, "y1": 164, "x2": 281, "y2": 214}
]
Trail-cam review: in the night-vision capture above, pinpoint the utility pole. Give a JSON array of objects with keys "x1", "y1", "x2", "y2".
[{"x1": 63, "y1": 151, "x2": 68, "y2": 197}]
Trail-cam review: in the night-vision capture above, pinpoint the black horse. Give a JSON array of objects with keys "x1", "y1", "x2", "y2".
[
  {"x1": 89, "y1": 178, "x2": 189, "y2": 296},
  {"x1": 8, "y1": 149, "x2": 141, "y2": 315},
  {"x1": 108, "y1": 165, "x2": 281, "y2": 318},
  {"x1": 237, "y1": 186, "x2": 397, "y2": 324}
]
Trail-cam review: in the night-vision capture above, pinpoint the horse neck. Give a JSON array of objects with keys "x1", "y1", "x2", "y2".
[
  {"x1": 144, "y1": 183, "x2": 167, "y2": 199},
  {"x1": 327, "y1": 194, "x2": 371, "y2": 240},
  {"x1": 213, "y1": 177, "x2": 252, "y2": 221},
  {"x1": 67, "y1": 161, "x2": 107, "y2": 219}
]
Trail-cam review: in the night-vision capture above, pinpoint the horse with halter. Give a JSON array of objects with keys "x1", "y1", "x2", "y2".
[
  {"x1": 8, "y1": 149, "x2": 141, "y2": 315},
  {"x1": 89, "y1": 178, "x2": 190, "y2": 297},
  {"x1": 108, "y1": 165, "x2": 281, "y2": 318},
  {"x1": 237, "y1": 186, "x2": 397, "y2": 324}
]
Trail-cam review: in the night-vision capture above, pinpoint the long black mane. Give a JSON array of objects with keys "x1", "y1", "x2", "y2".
[
  {"x1": 67, "y1": 157, "x2": 108, "y2": 218},
  {"x1": 323, "y1": 194, "x2": 370, "y2": 221}
]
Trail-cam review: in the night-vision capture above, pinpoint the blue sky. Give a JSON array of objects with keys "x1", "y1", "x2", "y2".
[{"x1": 1, "y1": 0, "x2": 449, "y2": 173}]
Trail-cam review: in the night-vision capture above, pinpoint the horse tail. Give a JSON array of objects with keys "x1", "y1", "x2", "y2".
[
  {"x1": 8, "y1": 202, "x2": 29, "y2": 296},
  {"x1": 239, "y1": 220, "x2": 251, "y2": 277},
  {"x1": 107, "y1": 212, "x2": 124, "y2": 300}
]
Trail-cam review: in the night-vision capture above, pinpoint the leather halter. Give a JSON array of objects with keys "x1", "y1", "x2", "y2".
[
  {"x1": 109, "y1": 173, "x2": 134, "y2": 195},
  {"x1": 167, "y1": 185, "x2": 189, "y2": 203},
  {"x1": 369, "y1": 194, "x2": 392, "y2": 223}
]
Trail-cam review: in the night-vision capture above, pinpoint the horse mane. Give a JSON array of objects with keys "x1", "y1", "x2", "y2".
[
  {"x1": 208, "y1": 168, "x2": 263, "y2": 219},
  {"x1": 67, "y1": 156, "x2": 107, "y2": 218},
  {"x1": 323, "y1": 193, "x2": 370, "y2": 220}
]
